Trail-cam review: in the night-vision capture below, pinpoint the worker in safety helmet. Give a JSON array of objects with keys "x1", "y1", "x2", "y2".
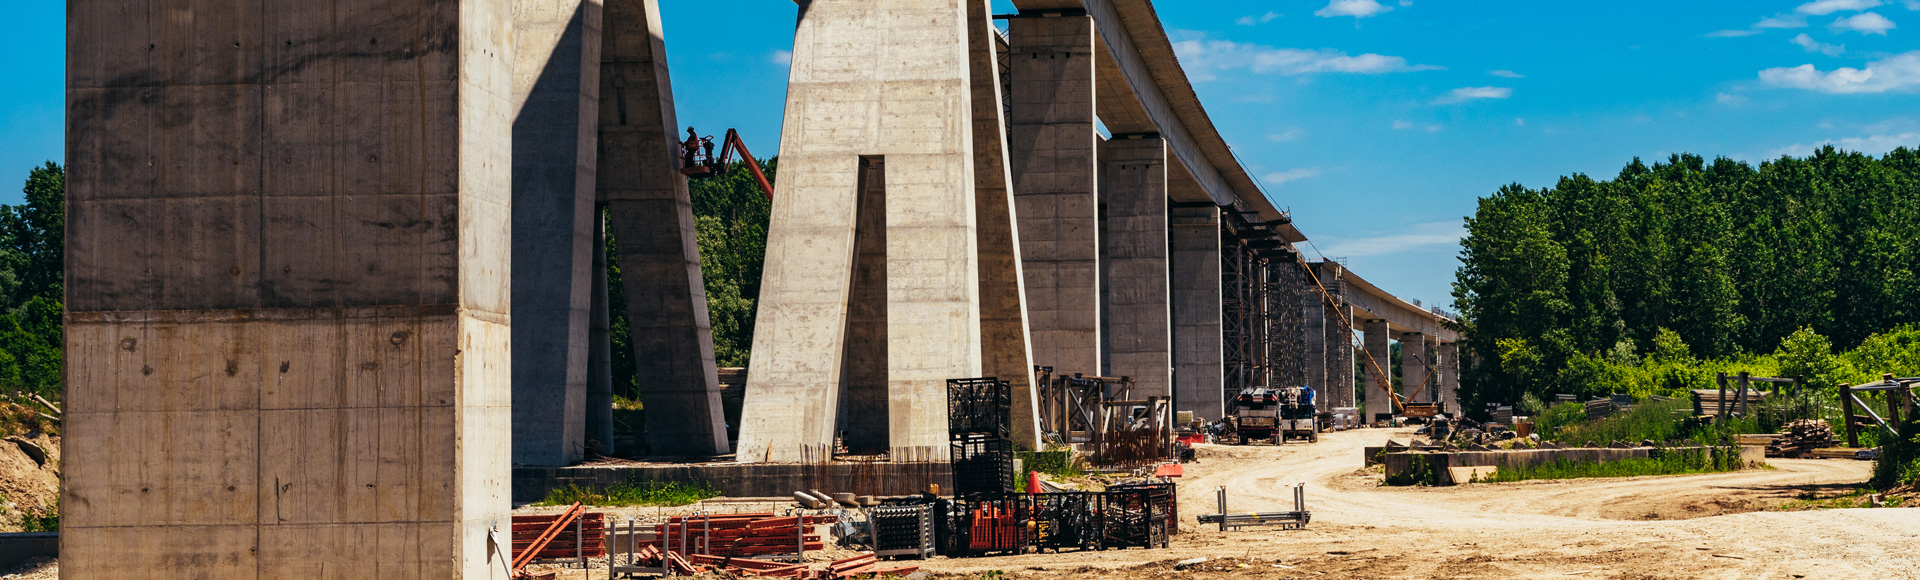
[
  {"x1": 1299, "y1": 385, "x2": 1316, "y2": 408},
  {"x1": 682, "y1": 127, "x2": 702, "y2": 168}
]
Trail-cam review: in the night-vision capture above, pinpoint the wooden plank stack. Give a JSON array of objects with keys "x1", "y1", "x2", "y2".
[
  {"x1": 1691, "y1": 389, "x2": 1767, "y2": 416},
  {"x1": 644, "y1": 513, "x2": 837, "y2": 557},
  {"x1": 1766, "y1": 419, "x2": 1836, "y2": 458}
]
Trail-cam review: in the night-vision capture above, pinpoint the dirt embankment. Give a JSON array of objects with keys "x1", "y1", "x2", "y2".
[
  {"x1": 916, "y1": 428, "x2": 1915, "y2": 580},
  {"x1": 0, "y1": 432, "x2": 59, "y2": 530}
]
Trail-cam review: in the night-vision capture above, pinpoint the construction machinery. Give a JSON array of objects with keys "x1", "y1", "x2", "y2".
[
  {"x1": 1225, "y1": 386, "x2": 1318, "y2": 445},
  {"x1": 679, "y1": 127, "x2": 775, "y2": 200}
]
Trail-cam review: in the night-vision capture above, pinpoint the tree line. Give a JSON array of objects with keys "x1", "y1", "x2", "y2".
[
  {"x1": 0, "y1": 162, "x2": 64, "y2": 403},
  {"x1": 1452, "y1": 146, "x2": 1920, "y2": 412}
]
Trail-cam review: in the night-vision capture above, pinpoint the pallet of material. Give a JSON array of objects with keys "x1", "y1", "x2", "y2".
[
  {"x1": 511, "y1": 512, "x2": 607, "y2": 559},
  {"x1": 1808, "y1": 447, "x2": 1876, "y2": 460},
  {"x1": 1690, "y1": 389, "x2": 1767, "y2": 416}
]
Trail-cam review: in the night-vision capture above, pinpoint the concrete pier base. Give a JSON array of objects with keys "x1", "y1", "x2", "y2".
[{"x1": 1400, "y1": 332, "x2": 1426, "y2": 405}]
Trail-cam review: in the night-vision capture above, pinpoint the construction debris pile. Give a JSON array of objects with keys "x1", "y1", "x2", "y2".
[
  {"x1": 601, "y1": 512, "x2": 860, "y2": 578},
  {"x1": 1767, "y1": 420, "x2": 1837, "y2": 458}
]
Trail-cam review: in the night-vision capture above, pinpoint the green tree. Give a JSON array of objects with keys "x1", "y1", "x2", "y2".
[{"x1": 0, "y1": 162, "x2": 64, "y2": 311}]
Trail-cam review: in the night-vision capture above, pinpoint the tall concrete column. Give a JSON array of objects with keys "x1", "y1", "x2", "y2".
[
  {"x1": 1009, "y1": 13, "x2": 1101, "y2": 377},
  {"x1": 513, "y1": 0, "x2": 602, "y2": 467},
  {"x1": 1303, "y1": 280, "x2": 1327, "y2": 401},
  {"x1": 1423, "y1": 335, "x2": 1441, "y2": 404},
  {"x1": 967, "y1": 0, "x2": 1043, "y2": 448},
  {"x1": 738, "y1": 0, "x2": 986, "y2": 462},
  {"x1": 598, "y1": 0, "x2": 729, "y2": 456},
  {"x1": 1362, "y1": 319, "x2": 1392, "y2": 421},
  {"x1": 1399, "y1": 332, "x2": 1426, "y2": 405},
  {"x1": 64, "y1": 0, "x2": 516, "y2": 576},
  {"x1": 1101, "y1": 136, "x2": 1171, "y2": 398},
  {"x1": 1317, "y1": 262, "x2": 1355, "y2": 409},
  {"x1": 1437, "y1": 341, "x2": 1460, "y2": 412},
  {"x1": 1170, "y1": 206, "x2": 1224, "y2": 419}
]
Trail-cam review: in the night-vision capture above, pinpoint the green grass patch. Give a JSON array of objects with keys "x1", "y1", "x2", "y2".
[
  {"x1": 536, "y1": 479, "x2": 720, "y2": 507},
  {"x1": 1014, "y1": 448, "x2": 1084, "y2": 479},
  {"x1": 1774, "y1": 488, "x2": 1908, "y2": 510},
  {"x1": 1548, "y1": 399, "x2": 1762, "y2": 448},
  {"x1": 1476, "y1": 446, "x2": 1744, "y2": 483}
]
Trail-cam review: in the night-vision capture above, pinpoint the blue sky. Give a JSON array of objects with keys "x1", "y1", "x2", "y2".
[{"x1": 5, "y1": 0, "x2": 1919, "y2": 308}]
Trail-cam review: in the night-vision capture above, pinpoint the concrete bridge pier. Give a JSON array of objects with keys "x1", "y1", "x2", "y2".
[
  {"x1": 1363, "y1": 318, "x2": 1392, "y2": 421},
  {"x1": 737, "y1": 0, "x2": 996, "y2": 462},
  {"x1": 1437, "y1": 340, "x2": 1460, "y2": 411},
  {"x1": 1101, "y1": 135, "x2": 1172, "y2": 398},
  {"x1": 598, "y1": 0, "x2": 730, "y2": 457},
  {"x1": 1170, "y1": 206, "x2": 1225, "y2": 419},
  {"x1": 512, "y1": 0, "x2": 602, "y2": 467},
  {"x1": 64, "y1": 0, "x2": 517, "y2": 576},
  {"x1": 1399, "y1": 331, "x2": 1426, "y2": 404},
  {"x1": 1009, "y1": 11, "x2": 1102, "y2": 378}
]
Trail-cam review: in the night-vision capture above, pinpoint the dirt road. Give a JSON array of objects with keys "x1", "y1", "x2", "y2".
[{"x1": 918, "y1": 427, "x2": 1919, "y2": 580}]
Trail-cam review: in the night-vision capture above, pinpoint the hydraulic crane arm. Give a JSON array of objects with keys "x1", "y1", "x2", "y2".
[{"x1": 716, "y1": 129, "x2": 775, "y2": 201}]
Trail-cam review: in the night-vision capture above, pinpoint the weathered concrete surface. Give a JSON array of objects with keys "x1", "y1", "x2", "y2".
[
  {"x1": 1399, "y1": 332, "x2": 1426, "y2": 404},
  {"x1": 1362, "y1": 318, "x2": 1391, "y2": 421},
  {"x1": 513, "y1": 462, "x2": 952, "y2": 501},
  {"x1": 738, "y1": 0, "x2": 984, "y2": 463},
  {"x1": 1437, "y1": 341, "x2": 1460, "y2": 413},
  {"x1": 513, "y1": 0, "x2": 601, "y2": 468},
  {"x1": 1101, "y1": 135, "x2": 1171, "y2": 398},
  {"x1": 966, "y1": 0, "x2": 1043, "y2": 449},
  {"x1": 64, "y1": 0, "x2": 516, "y2": 576},
  {"x1": 588, "y1": 213, "x2": 615, "y2": 454},
  {"x1": 598, "y1": 0, "x2": 729, "y2": 456},
  {"x1": 1423, "y1": 335, "x2": 1441, "y2": 405},
  {"x1": 1009, "y1": 14, "x2": 1101, "y2": 378},
  {"x1": 1170, "y1": 206, "x2": 1223, "y2": 419}
]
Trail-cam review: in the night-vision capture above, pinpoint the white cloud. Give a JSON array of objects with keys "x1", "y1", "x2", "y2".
[
  {"x1": 1831, "y1": 11, "x2": 1896, "y2": 33},
  {"x1": 1791, "y1": 33, "x2": 1846, "y2": 55},
  {"x1": 1767, "y1": 131, "x2": 1920, "y2": 157},
  {"x1": 1173, "y1": 38, "x2": 1441, "y2": 80},
  {"x1": 1797, "y1": 0, "x2": 1882, "y2": 15},
  {"x1": 1392, "y1": 119, "x2": 1444, "y2": 132},
  {"x1": 1760, "y1": 14, "x2": 1813, "y2": 28},
  {"x1": 1315, "y1": 0, "x2": 1392, "y2": 18},
  {"x1": 1717, "y1": 92, "x2": 1750, "y2": 105},
  {"x1": 1759, "y1": 50, "x2": 1920, "y2": 93},
  {"x1": 1433, "y1": 86, "x2": 1513, "y2": 104},
  {"x1": 771, "y1": 50, "x2": 793, "y2": 65},
  {"x1": 1267, "y1": 128, "x2": 1304, "y2": 142},
  {"x1": 1488, "y1": 69, "x2": 1524, "y2": 78},
  {"x1": 1261, "y1": 168, "x2": 1322, "y2": 186},
  {"x1": 1321, "y1": 222, "x2": 1464, "y2": 258},
  {"x1": 1710, "y1": 13, "x2": 1810, "y2": 37},
  {"x1": 1514, "y1": 118, "x2": 1526, "y2": 126},
  {"x1": 1908, "y1": 0, "x2": 1920, "y2": 10},
  {"x1": 1399, "y1": 0, "x2": 1413, "y2": 5},
  {"x1": 1236, "y1": 12, "x2": 1281, "y2": 25}
]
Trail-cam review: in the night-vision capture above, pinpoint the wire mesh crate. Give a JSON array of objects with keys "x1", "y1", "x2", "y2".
[{"x1": 948, "y1": 377, "x2": 1013, "y2": 437}]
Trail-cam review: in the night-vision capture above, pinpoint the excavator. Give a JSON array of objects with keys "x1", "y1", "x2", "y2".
[{"x1": 679, "y1": 127, "x2": 775, "y2": 200}]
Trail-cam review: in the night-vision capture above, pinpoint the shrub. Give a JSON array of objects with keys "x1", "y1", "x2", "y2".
[{"x1": 537, "y1": 479, "x2": 720, "y2": 507}]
